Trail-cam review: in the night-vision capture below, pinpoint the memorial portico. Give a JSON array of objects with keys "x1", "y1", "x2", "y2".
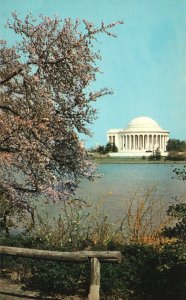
[{"x1": 107, "y1": 116, "x2": 169, "y2": 157}]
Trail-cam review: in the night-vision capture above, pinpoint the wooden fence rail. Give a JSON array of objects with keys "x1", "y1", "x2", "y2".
[{"x1": 0, "y1": 246, "x2": 122, "y2": 300}]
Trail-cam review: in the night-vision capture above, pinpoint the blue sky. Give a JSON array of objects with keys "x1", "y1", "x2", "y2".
[{"x1": 1, "y1": 0, "x2": 186, "y2": 147}]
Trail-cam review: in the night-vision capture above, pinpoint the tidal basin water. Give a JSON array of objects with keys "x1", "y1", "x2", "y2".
[{"x1": 77, "y1": 164, "x2": 186, "y2": 217}]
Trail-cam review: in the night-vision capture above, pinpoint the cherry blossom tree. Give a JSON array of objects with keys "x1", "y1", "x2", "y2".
[{"x1": 0, "y1": 13, "x2": 123, "y2": 218}]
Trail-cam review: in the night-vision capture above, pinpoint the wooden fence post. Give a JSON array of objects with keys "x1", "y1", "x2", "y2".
[
  {"x1": 0, "y1": 247, "x2": 122, "y2": 299},
  {"x1": 88, "y1": 257, "x2": 100, "y2": 300}
]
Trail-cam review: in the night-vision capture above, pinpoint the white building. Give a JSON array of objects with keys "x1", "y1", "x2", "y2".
[{"x1": 107, "y1": 116, "x2": 169, "y2": 157}]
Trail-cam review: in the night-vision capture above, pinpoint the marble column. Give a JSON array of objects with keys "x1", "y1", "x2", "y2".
[
  {"x1": 147, "y1": 135, "x2": 149, "y2": 150},
  {"x1": 121, "y1": 135, "x2": 123, "y2": 150},
  {"x1": 129, "y1": 135, "x2": 131, "y2": 150}
]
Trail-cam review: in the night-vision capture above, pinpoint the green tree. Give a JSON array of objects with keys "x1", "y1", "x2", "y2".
[
  {"x1": 167, "y1": 139, "x2": 186, "y2": 152},
  {"x1": 149, "y1": 148, "x2": 161, "y2": 161},
  {"x1": 96, "y1": 142, "x2": 118, "y2": 154},
  {"x1": 97, "y1": 145, "x2": 106, "y2": 154},
  {"x1": 105, "y1": 142, "x2": 118, "y2": 153},
  {"x1": 112, "y1": 143, "x2": 118, "y2": 153},
  {"x1": 104, "y1": 142, "x2": 113, "y2": 153}
]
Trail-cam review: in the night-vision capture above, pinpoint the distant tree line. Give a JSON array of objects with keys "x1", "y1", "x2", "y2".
[
  {"x1": 166, "y1": 139, "x2": 186, "y2": 152},
  {"x1": 166, "y1": 139, "x2": 186, "y2": 161},
  {"x1": 91, "y1": 142, "x2": 118, "y2": 155}
]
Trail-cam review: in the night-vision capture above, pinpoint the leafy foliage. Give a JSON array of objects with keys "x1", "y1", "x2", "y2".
[
  {"x1": 1, "y1": 234, "x2": 185, "y2": 299},
  {"x1": 166, "y1": 151, "x2": 186, "y2": 161},
  {"x1": 172, "y1": 165, "x2": 186, "y2": 180},
  {"x1": 162, "y1": 203, "x2": 186, "y2": 241},
  {"x1": 148, "y1": 148, "x2": 162, "y2": 161},
  {"x1": 1, "y1": 191, "x2": 186, "y2": 299},
  {"x1": 167, "y1": 139, "x2": 186, "y2": 152},
  {"x1": 0, "y1": 186, "x2": 24, "y2": 234},
  {"x1": 93, "y1": 142, "x2": 118, "y2": 154}
]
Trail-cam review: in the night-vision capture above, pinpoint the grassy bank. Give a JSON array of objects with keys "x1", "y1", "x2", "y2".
[{"x1": 93, "y1": 156, "x2": 186, "y2": 164}]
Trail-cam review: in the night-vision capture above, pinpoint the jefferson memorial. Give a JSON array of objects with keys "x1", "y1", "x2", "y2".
[{"x1": 107, "y1": 116, "x2": 169, "y2": 157}]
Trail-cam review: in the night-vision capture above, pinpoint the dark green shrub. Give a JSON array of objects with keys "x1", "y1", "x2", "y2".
[
  {"x1": 95, "y1": 142, "x2": 118, "y2": 154},
  {"x1": 166, "y1": 151, "x2": 186, "y2": 161},
  {"x1": 101, "y1": 243, "x2": 186, "y2": 300},
  {"x1": 157, "y1": 242, "x2": 186, "y2": 300},
  {"x1": 111, "y1": 143, "x2": 118, "y2": 153},
  {"x1": 1, "y1": 233, "x2": 185, "y2": 299},
  {"x1": 25, "y1": 261, "x2": 89, "y2": 296},
  {"x1": 149, "y1": 148, "x2": 162, "y2": 161},
  {"x1": 101, "y1": 244, "x2": 160, "y2": 299},
  {"x1": 162, "y1": 203, "x2": 186, "y2": 241}
]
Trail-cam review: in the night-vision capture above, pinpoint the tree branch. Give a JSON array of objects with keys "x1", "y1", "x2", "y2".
[
  {"x1": 0, "y1": 67, "x2": 24, "y2": 85},
  {"x1": 0, "y1": 105, "x2": 20, "y2": 116}
]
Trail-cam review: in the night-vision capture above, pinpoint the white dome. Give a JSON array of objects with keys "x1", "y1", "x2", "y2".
[{"x1": 126, "y1": 116, "x2": 162, "y2": 132}]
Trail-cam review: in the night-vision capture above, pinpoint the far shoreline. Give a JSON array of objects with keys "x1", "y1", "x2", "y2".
[{"x1": 93, "y1": 156, "x2": 186, "y2": 164}]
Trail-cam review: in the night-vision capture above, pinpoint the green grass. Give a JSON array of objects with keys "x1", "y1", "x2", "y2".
[{"x1": 93, "y1": 156, "x2": 186, "y2": 164}]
